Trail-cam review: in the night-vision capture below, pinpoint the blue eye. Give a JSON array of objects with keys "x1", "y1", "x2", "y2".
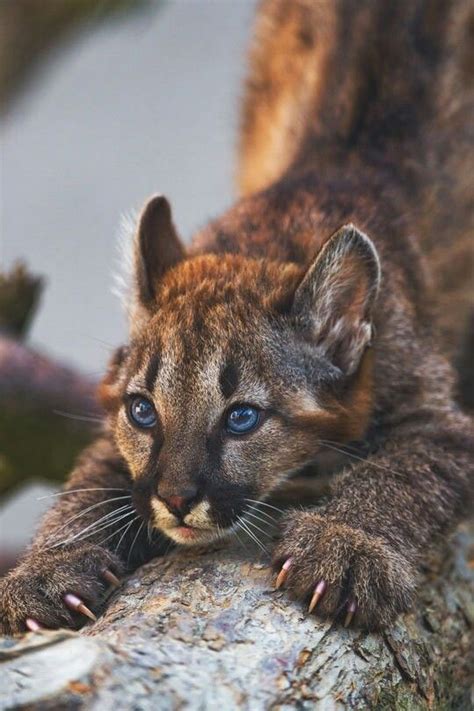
[
  {"x1": 129, "y1": 396, "x2": 157, "y2": 428},
  {"x1": 226, "y1": 405, "x2": 260, "y2": 435}
]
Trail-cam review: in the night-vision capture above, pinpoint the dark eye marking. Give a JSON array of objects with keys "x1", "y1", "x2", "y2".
[
  {"x1": 219, "y1": 361, "x2": 239, "y2": 399},
  {"x1": 128, "y1": 395, "x2": 157, "y2": 428},
  {"x1": 225, "y1": 404, "x2": 261, "y2": 435},
  {"x1": 145, "y1": 353, "x2": 161, "y2": 391}
]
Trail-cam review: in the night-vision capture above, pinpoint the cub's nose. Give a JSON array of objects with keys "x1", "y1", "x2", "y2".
[{"x1": 158, "y1": 488, "x2": 198, "y2": 517}]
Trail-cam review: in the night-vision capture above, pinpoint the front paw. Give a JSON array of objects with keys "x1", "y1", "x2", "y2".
[
  {"x1": 0, "y1": 544, "x2": 122, "y2": 635},
  {"x1": 273, "y1": 511, "x2": 416, "y2": 629}
]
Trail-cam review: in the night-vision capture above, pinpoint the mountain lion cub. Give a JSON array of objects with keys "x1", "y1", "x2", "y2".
[{"x1": 1, "y1": 0, "x2": 473, "y2": 633}]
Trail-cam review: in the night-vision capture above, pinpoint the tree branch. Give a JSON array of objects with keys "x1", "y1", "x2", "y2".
[
  {"x1": 0, "y1": 265, "x2": 98, "y2": 495},
  {"x1": 1, "y1": 524, "x2": 472, "y2": 708}
]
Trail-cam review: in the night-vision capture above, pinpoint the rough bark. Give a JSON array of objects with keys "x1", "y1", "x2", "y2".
[{"x1": 1, "y1": 522, "x2": 472, "y2": 710}]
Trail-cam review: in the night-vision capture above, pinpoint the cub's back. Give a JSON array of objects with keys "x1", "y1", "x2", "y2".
[{"x1": 238, "y1": 0, "x2": 473, "y2": 369}]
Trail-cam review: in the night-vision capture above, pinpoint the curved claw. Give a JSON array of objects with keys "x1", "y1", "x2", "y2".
[
  {"x1": 63, "y1": 593, "x2": 97, "y2": 621},
  {"x1": 344, "y1": 599, "x2": 357, "y2": 628},
  {"x1": 308, "y1": 580, "x2": 327, "y2": 613},
  {"x1": 102, "y1": 569, "x2": 120, "y2": 588},
  {"x1": 25, "y1": 617, "x2": 44, "y2": 632},
  {"x1": 275, "y1": 558, "x2": 293, "y2": 589}
]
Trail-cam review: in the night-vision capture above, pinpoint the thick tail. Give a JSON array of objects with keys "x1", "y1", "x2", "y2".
[{"x1": 238, "y1": 0, "x2": 474, "y2": 197}]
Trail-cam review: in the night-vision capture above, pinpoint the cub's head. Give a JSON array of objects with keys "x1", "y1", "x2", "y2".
[{"x1": 100, "y1": 195, "x2": 380, "y2": 545}]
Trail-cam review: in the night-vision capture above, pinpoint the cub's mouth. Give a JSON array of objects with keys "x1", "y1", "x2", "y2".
[
  {"x1": 150, "y1": 496, "x2": 227, "y2": 546},
  {"x1": 165, "y1": 523, "x2": 220, "y2": 545},
  {"x1": 149, "y1": 495, "x2": 278, "y2": 548}
]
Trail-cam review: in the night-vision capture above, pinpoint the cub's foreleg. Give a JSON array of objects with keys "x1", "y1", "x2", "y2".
[
  {"x1": 274, "y1": 410, "x2": 473, "y2": 629},
  {"x1": 0, "y1": 438, "x2": 152, "y2": 634}
]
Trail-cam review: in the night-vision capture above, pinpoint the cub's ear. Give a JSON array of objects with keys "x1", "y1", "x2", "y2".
[
  {"x1": 133, "y1": 194, "x2": 185, "y2": 309},
  {"x1": 98, "y1": 345, "x2": 129, "y2": 412},
  {"x1": 291, "y1": 224, "x2": 381, "y2": 375}
]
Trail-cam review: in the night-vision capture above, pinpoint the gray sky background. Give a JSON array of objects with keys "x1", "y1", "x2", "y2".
[
  {"x1": 1, "y1": 0, "x2": 257, "y2": 375},
  {"x1": 0, "y1": 0, "x2": 257, "y2": 547}
]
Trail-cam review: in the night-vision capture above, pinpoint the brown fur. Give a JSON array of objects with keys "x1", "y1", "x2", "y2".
[
  {"x1": 239, "y1": 0, "x2": 474, "y2": 361},
  {"x1": 1, "y1": 0, "x2": 473, "y2": 633}
]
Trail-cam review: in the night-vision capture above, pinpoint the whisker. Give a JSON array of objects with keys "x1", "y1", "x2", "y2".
[
  {"x1": 317, "y1": 440, "x2": 405, "y2": 478},
  {"x1": 234, "y1": 520, "x2": 250, "y2": 551},
  {"x1": 38, "y1": 488, "x2": 129, "y2": 500},
  {"x1": 49, "y1": 510, "x2": 132, "y2": 550},
  {"x1": 115, "y1": 517, "x2": 137, "y2": 554},
  {"x1": 75, "y1": 508, "x2": 136, "y2": 546},
  {"x1": 51, "y1": 506, "x2": 134, "y2": 549},
  {"x1": 232, "y1": 526, "x2": 249, "y2": 553},
  {"x1": 244, "y1": 510, "x2": 278, "y2": 532},
  {"x1": 228, "y1": 508, "x2": 250, "y2": 552},
  {"x1": 237, "y1": 517, "x2": 268, "y2": 554},
  {"x1": 97, "y1": 515, "x2": 140, "y2": 548},
  {"x1": 48, "y1": 495, "x2": 132, "y2": 539},
  {"x1": 53, "y1": 409, "x2": 104, "y2": 425},
  {"x1": 47, "y1": 503, "x2": 132, "y2": 548},
  {"x1": 242, "y1": 514, "x2": 275, "y2": 539},
  {"x1": 241, "y1": 520, "x2": 268, "y2": 553},
  {"x1": 127, "y1": 520, "x2": 145, "y2": 563},
  {"x1": 216, "y1": 523, "x2": 229, "y2": 543},
  {"x1": 244, "y1": 498, "x2": 285, "y2": 515},
  {"x1": 320, "y1": 438, "x2": 373, "y2": 454},
  {"x1": 245, "y1": 504, "x2": 279, "y2": 524},
  {"x1": 83, "y1": 335, "x2": 116, "y2": 349}
]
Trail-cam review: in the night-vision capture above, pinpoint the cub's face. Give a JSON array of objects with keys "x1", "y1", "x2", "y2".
[{"x1": 101, "y1": 196, "x2": 379, "y2": 546}]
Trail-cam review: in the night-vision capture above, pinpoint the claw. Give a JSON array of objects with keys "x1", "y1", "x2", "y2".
[
  {"x1": 308, "y1": 580, "x2": 327, "y2": 613},
  {"x1": 344, "y1": 599, "x2": 357, "y2": 628},
  {"x1": 275, "y1": 558, "x2": 293, "y2": 589},
  {"x1": 63, "y1": 593, "x2": 97, "y2": 621},
  {"x1": 102, "y1": 569, "x2": 120, "y2": 588},
  {"x1": 25, "y1": 617, "x2": 44, "y2": 632}
]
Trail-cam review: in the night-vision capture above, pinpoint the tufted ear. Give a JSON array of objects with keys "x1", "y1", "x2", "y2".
[
  {"x1": 291, "y1": 224, "x2": 381, "y2": 375},
  {"x1": 133, "y1": 194, "x2": 185, "y2": 309}
]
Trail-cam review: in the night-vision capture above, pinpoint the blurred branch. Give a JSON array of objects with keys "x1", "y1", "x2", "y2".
[
  {"x1": 0, "y1": 0, "x2": 151, "y2": 114},
  {"x1": 0, "y1": 262, "x2": 43, "y2": 339},
  {"x1": 0, "y1": 264, "x2": 99, "y2": 496},
  {"x1": 0, "y1": 0, "x2": 165, "y2": 487}
]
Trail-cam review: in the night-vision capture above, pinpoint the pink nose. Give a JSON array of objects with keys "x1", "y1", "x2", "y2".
[
  {"x1": 159, "y1": 489, "x2": 197, "y2": 516},
  {"x1": 166, "y1": 495, "x2": 187, "y2": 513}
]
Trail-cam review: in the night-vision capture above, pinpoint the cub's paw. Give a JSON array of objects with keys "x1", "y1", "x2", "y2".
[
  {"x1": 273, "y1": 511, "x2": 416, "y2": 629},
  {"x1": 0, "y1": 544, "x2": 122, "y2": 635}
]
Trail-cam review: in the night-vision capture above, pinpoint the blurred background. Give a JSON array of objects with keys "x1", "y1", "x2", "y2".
[{"x1": 0, "y1": 0, "x2": 257, "y2": 570}]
